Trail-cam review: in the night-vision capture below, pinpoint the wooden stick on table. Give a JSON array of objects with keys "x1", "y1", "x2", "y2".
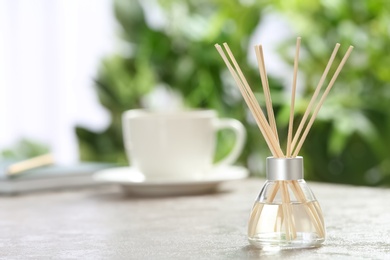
[{"x1": 7, "y1": 153, "x2": 54, "y2": 176}]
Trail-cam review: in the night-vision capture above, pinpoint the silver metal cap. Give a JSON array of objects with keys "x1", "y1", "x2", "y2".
[{"x1": 266, "y1": 156, "x2": 304, "y2": 180}]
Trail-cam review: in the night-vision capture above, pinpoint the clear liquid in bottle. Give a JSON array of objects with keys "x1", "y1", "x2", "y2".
[{"x1": 248, "y1": 157, "x2": 326, "y2": 249}]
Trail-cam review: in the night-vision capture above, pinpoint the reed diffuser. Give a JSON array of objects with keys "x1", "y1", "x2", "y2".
[{"x1": 215, "y1": 38, "x2": 353, "y2": 249}]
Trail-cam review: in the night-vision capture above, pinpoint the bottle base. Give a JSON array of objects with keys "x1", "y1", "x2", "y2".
[{"x1": 248, "y1": 232, "x2": 325, "y2": 249}]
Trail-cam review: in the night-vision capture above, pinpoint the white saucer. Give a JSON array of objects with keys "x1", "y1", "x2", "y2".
[{"x1": 93, "y1": 166, "x2": 248, "y2": 196}]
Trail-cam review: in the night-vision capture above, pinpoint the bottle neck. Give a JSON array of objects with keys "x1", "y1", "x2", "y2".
[{"x1": 266, "y1": 156, "x2": 304, "y2": 180}]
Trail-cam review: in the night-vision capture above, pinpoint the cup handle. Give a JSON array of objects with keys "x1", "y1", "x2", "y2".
[{"x1": 213, "y1": 118, "x2": 246, "y2": 167}]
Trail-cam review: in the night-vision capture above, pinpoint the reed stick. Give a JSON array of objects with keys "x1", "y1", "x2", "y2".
[
  {"x1": 255, "y1": 45, "x2": 279, "y2": 143},
  {"x1": 292, "y1": 46, "x2": 354, "y2": 157},
  {"x1": 217, "y1": 44, "x2": 296, "y2": 239},
  {"x1": 223, "y1": 43, "x2": 281, "y2": 151},
  {"x1": 291, "y1": 181, "x2": 325, "y2": 237},
  {"x1": 215, "y1": 44, "x2": 276, "y2": 156},
  {"x1": 289, "y1": 181, "x2": 324, "y2": 237},
  {"x1": 7, "y1": 153, "x2": 54, "y2": 175},
  {"x1": 222, "y1": 43, "x2": 281, "y2": 152},
  {"x1": 283, "y1": 181, "x2": 297, "y2": 239},
  {"x1": 255, "y1": 43, "x2": 292, "y2": 237},
  {"x1": 280, "y1": 181, "x2": 291, "y2": 240},
  {"x1": 275, "y1": 203, "x2": 284, "y2": 233},
  {"x1": 216, "y1": 45, "x2": 277, "y2": 156},
  {"x1": 266, "y1": 181, "x2": 280, "y2": 202},
  {"x1": 286, "y1": 37, "x2": 301, "y2": 157},
  {"x1": 267, "y1": 181, "x2": 282, "y2": 232},
  {"x1": 290, "y1": 43, "x2": 340, "y2": 153},
  {"x1": 218, "y1": 43, "x2": 284, "y2": 157}
]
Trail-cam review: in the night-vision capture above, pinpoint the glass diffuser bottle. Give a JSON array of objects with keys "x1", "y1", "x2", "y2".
[
  {"x1": 248, "y1": 157, "x2": 325, "y2": 249},
  {"x1": 215, "y1": 39, "x2": 352, "y2": 250}
]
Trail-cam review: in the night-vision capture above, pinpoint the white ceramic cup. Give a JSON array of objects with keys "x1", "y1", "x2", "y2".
[{"x1": 122, "y1": 109, "x2": 246, "y2": 180}]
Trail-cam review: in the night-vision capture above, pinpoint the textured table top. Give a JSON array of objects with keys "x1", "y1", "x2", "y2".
[{"x1": 0, "y1": 178, "x2": 389, "y2": 259}]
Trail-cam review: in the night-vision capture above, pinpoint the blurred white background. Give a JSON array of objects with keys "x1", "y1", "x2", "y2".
[{"x1": 0, "y1": 0, "x2": 115, "y2": 163}]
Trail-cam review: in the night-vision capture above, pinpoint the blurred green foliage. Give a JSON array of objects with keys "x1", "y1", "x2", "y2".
[
  {"x1": 77, "y1": 0, "x2": 390, "y2": 186},
  {"x1": 272, "y1": 0, "x2": 390, "y2": 186},
  {"x1": 1, "y1": 139, "x2": 49, "y2": 160}
]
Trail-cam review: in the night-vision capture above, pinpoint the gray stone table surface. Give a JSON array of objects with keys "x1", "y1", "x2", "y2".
[{"x1": 0, "y1": 178, "x2": 389, "y2": 259}]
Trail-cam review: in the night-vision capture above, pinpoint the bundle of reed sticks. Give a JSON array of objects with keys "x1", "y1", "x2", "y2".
[{"x1": 215, "y1": 38, "x2": 353, "y2": 239}]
